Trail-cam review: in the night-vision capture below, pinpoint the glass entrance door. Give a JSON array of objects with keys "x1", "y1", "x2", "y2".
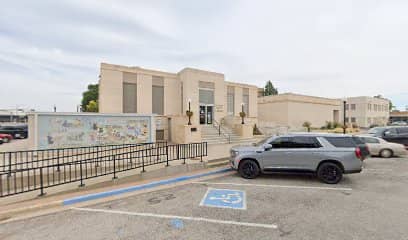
[
  {"x1": 199, "y1": 105, "x2": 213, "y2": 125},
  {"x1": 206, "y1": 106, "x2": 213, "y2": 124},
  {"x1": 199, "y1": 106, "x2": 206, "y2": 124}
]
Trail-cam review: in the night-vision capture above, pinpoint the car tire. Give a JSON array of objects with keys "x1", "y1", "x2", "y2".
[
  {"x1": 380, "y1": 149, "x2": 393, "y2": 158},
  {"x1": 238, "y1": 159, "x2": 260, "y2": 179},
  {"x1": 317, "y1": 162, "x2": 343, "y2": 184}
]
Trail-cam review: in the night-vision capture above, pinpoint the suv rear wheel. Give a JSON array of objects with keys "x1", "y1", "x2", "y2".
[
  {"x1": 317, "y1": 162, "x2": 343, "y2": 184},
  {"x1": 238, "y1": 160, "x2": 260, "y2": 179}
]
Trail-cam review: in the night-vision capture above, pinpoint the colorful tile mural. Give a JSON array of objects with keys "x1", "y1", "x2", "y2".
[{"x1": 37, "y1": 114, "x2": 152, "y2": 148}]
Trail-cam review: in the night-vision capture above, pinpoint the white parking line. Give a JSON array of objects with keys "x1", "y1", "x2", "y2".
[
  {"x1": 363, "y1": 168, "x2": 393, "y2": 172},
  {"x1": 192, "y1": 182, "x2": 352, "y2": 191},
  {"x1": 71, "y1": 207, "x2": 278, "y2": 229}
]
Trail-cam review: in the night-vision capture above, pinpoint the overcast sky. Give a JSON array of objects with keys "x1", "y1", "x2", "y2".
[{"x1": 1, "y1": 0, "x2": 407, "y2": 111}]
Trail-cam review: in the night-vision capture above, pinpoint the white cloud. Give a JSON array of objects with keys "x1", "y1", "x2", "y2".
[{"x1": 0, "y1": 0, "x2": 407, "y2": 111}]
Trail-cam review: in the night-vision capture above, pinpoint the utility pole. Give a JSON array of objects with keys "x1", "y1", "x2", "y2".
[{"x1": 343, "y1": 100, "x2": 347, "y2": 134}]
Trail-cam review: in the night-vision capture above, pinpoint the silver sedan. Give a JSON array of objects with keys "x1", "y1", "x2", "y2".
[{"x1": 358, "y1": 135, "x2": 408, "y2": 158}]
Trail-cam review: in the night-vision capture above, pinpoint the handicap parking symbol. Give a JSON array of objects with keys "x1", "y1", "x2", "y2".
[{"x1": 200, "y1": 188, "x2": 246, "y2": 210}]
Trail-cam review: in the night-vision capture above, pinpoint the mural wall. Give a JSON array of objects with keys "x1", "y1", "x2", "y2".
[{"x1": 37, "y1": 114, "x2": 152, "y2": 149}]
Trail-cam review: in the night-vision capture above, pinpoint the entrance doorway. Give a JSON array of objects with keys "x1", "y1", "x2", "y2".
[{"x1": 199, "y1": 105, "x2": 213, "y2": 124}]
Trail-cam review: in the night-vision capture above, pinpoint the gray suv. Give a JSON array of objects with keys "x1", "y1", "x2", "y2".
[{"x1": 230, "y1": 133, "x2": 365, "y2": 184}]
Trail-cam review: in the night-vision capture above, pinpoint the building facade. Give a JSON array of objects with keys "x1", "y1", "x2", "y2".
[
  {"x1": 389, "y1": 111, "x2": 408, "y2": 124},
  {"x1": 345, "y1": 96, "x2": 390, "y2": 128},
  {"x1": 99, "y1": 63, "x2": 258, "y2": 143},
  {"x1": 257, "y1": 93, "x2": 342, "y2": 129}
]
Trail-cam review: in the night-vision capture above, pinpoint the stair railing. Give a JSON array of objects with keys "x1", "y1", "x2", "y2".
[{"x1": 212, "y1": 119, "x2": 231, "y2": 143}]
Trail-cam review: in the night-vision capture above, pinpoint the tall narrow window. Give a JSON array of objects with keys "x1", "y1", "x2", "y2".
[
  {"x1": 152, "y1": 85, "x2": 164, "y2": 114},
  {"x1": 180, "y1": 82, "x2": 183, "y2": 114},
  {"x1": 227, "y1": 86, "x2": 235, "y2": 115},
  {"x1": 123, "y1": 83, "x2": 137, "y2": 113},
  {"x1": 243, "y1": 88, "x2": 249, "y2": 116},
  {"x1": 152, "y1": 76, "x2": 164, "y2": 115}
]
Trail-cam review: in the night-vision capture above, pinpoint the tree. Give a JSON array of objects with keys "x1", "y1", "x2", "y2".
[
  {"x1": 86, "y1": 100, "x2": 98, "y2": 112},
  {"x1": 81, "y1": 84, "x2": 99, "y2": 112},
  {"x1": 263, "y1": 81, "x2": 278, "y2": 96},
  {"x1": 302, "y1": 121, "x2": 311, "y2": 132},
  {"x1": 389, "y1": 100, "x2": 396, "y2": 111}
]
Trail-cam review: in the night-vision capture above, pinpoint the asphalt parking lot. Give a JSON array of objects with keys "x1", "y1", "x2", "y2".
[{"x1": 1, "y1": 156, "x2": 408, "y2": 240}]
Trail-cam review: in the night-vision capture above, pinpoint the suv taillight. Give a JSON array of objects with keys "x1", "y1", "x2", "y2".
[{"x1": 355, "y1": 147, "x2": 363, "y2": 160}]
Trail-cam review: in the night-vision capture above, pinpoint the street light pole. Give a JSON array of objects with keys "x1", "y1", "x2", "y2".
[
  {"x1": 343, "y1": 100, "x2": 347, "y2": 134},
  {"x1": 241, "y1": 103, "x2": 245, "y2": 124},
  {"x1": 187, "y1": 99, "x2": 192, "y2": 125}
]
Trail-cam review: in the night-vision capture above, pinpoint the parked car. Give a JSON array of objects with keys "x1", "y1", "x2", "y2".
[
  {"x1": 0, "y1": 125, "x2": 28, "y2": 139},
  {"x1": 230, "y1": 133, "x2": 365, "y2": 184},
  {"x1": 0, "y1": 133, "x2": 13, "y2": 143},
  {"x1": 358, "y1": 135, "x2": 407, "y2": 158},
  {"x1": 0, "y1": 137, "x2": 3, "y2": 145},
  {"x1": 368, "y1": 126, "x2": 408, "y2": 148},
  {"x1": 391, "y1": 121, "x2": 407, "y2": 126}
]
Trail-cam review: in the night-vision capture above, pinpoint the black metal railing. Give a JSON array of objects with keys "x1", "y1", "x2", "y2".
[{"x1": 0, "y1": 142, "x2": 207, "y2": 197}]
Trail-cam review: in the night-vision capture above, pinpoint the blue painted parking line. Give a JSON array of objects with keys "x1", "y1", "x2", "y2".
[
  {"x1": 63, "y1": 168, "x2": 232, "y2": 205},
  {"x1": 200, "y1": 188, "x2": 246, "y2": 210}
]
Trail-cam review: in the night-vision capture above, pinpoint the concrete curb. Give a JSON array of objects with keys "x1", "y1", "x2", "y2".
[
  {"x1": 0, "y1": 167, "x2": 233, "y2": 222},
  {"x1": 63, "y1": 168, "x2": 232, "y2": 205}
]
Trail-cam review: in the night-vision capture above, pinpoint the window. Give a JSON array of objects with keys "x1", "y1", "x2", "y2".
[
  {"x1": 361, "y1": 137, "x2": 380, "y2": 144},
  {"x1": 156, "y1": 130, "x2": 165, "y2": 141},
  {"x1": 351, "y1": 117, "x2": 356, "y2": 123},
  {"x1": 291, "y1": 137, "x2": 321, "y2": 148},
  {"x1": 397, "y1": 127, "x2": 408, "y2": 134},
  {"x1": 346, "y1": 104, "x2": 349, "y2": 110},
  {"x1": 374, "y1": 105, "x2": 377, "y2": 111},
  {"x1": 123, "y1": 82, "x2": 137, "y2": 113},
  {"x1": 368, "y1": 104, "x2": 372, "y2": 111},
  {"x1": 324, "y1": 137, "x2": 356, "y2": 148},
  {"x1": 227, "y1": 86, "x2": 235, "y2": 115},
  {"x1": 270, "y1": 137, "x2": 321, "y2": 148},
  {"x1": 345, "y1": 117, "x2": 349, "y2": 123},
  {"x1": 199, "y1": 89, "x2": 214, "y2": 104},
  {"x1": 152, "y1": 85, "x2": 164, "y2": 115},
  {"x1": 180, "y1": 82, "x2": 183, "y2": 114},
  {"x1": 350, "y1": 104, "x2": 356, "y2": 110},
  {"x1": 242, "y1": 88, "x2": 249, "y2": 115},
  {"x1": 384, "y1": 128, "x2": 398, "y2": 136},
  {"x1": 270, "y1": 137, "x2": 292, "y2": 148}
]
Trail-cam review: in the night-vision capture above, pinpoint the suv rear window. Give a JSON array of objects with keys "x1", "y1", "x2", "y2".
[{"x1": 324, "y1": 137, "x2": 356, "y2": 148}]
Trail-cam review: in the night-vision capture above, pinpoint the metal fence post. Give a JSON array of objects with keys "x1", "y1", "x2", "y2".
[
  {"x1": 7, "y1": 152, "x2": 12, "y2": 177},
  {"x1": 56, "y1": 149, "x2": 60, "y2": 172},
  {"x1": 166, "y1": 144, "x2": 169, "y2": 167},
  {"x1": 112, "y1": 155, "x2": 117, "y2": 180},
  {"x1": 200, "y1": 143, "x2": 203, "y2": 162},
  {"x1": 141, "y1": 149, "x2": 146, "y2": 173},
  {"x1": 177, "y1": 144, "x2": 180, "y2": 160},
  {"x1": 39, "y1": 167, "x2": 45, "y2": 196},
  {"x1": 183, "y1": 144, "x2": 186, "y2": 165},
  {"x1": 79, "y1": 160, "x2": 85, "y2": 187}
]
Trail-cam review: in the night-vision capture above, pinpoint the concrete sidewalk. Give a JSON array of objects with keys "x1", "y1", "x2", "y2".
[{"x1": 0, "y1": 164, "x2": 233, "y2": 223}]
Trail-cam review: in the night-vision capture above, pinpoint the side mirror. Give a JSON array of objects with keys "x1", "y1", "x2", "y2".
[{"x1": 263, "y1": 143, "x2": 272, "y2": 150}]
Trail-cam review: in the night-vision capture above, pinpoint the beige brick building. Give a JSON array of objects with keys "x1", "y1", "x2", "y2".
[
  {"x1": 99, "y1": 63, "x2": 258, "y2": 143},
  {"x1": 345, "y1": 96, "x2": 390, "y2": 128},
  {"x1": 257, "y1": 93, "x2": 342, "y2": 129}
]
